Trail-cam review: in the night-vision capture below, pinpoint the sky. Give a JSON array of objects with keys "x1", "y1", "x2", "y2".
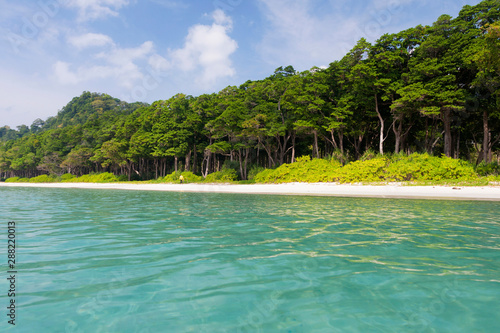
[{"x1": 0, "y1": 0, "x2": 483, "y2": 128}]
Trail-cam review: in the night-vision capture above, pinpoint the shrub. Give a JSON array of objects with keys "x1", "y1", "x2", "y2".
[
  {"x1": 5, "y1": 177, "x2": 21, "y2": 183},
  {"x1": 161, "y1": 171, "x2": 204, "y2": 183},
  {"x1": 205, "y1": 169, "x2": 238, "y2": 183},
  {"x1": 29, "y1": 175, "x2": 56, "y2": 183},
  {"x1": 384, "y1": 154, "x2": 477, "y2": 181},
  {"x1": 254, "y1": 153, "x2": 480, "y2": 184},
  {"x1": 254, "y1": 157, "x2": 341, "y2": 183},
  {"x1": 247, "y1": 166, "x2": 266, "y2": 180},
  {"x1": 63, "y1": 172, "x2": 119, "y2": 183},
  {"x1": 333, "y1": 157, "x2": 388, "y2": 183},
  {"x1": 117, "y1": 175, "x2": 128, "y2": 182},
  {"x1": 475, "y1": 162, "x2": 500, "y2": 176},
  {"x1": 60, "y1": 173, "x2": 75, "y2": 181}
]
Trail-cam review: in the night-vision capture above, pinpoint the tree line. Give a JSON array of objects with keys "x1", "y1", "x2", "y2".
[{"x1": 1, "y1": 0, "x2": 500, "y2": 181}]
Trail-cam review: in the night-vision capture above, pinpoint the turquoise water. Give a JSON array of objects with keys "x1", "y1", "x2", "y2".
[{"x1": 1, "y1": 187, "x2": 499, "y2": 333}]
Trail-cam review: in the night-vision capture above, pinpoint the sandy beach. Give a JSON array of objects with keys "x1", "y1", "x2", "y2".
[{"x1": 1, "y1": 182, "x2": 500, "y2": 201}]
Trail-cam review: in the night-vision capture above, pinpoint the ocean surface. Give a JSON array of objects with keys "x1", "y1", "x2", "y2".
[{"x1": 0, "y1": 187, "x2": 499, "y2": 332}]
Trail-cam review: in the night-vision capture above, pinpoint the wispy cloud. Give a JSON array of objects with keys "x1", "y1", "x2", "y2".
[
  {"x1": 148, "y1": 0, "x2": 188, "y2": 9},
  {"x1": 54, "y1": 40, "x2": 156, "y2": 88},
  {"x1": 256, "y1": 0, "x2": 422, "y2": 70},
  {"x1": 65, "y1": 0, "x2": 130, "y2": 21},
  {"x1": 68, "y1": 32, "x2": 114, "y2": 49},
  {"x1": 257, "y1": 0, "x2": 363, "y2": 68}
]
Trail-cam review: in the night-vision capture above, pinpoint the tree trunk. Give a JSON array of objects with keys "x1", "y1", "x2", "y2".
[
  {"x1": 174, "y1": 156, "x2": 178, "y2": 172},
  {"x1": 375, "y1": 93, "x2": 384, "y2": 155},
  {"x1": 238, "y1": 149, "x2": 244, "y2": 180},
  {"x1": 442, "y1": 109, "x2": 452, "y2": 157},
  {"x1": 338, "y1": 128, "x2": 344, "y2": 155},
  {"x1": 154, "y1": 159, "x2": 158, "y2": 179},
  {"x1": 483, "y1": 109, "x2": 490, "y2": 163},
  {"x1": 244, "y1": 148, "x2": 249, "y2": 180},
  {"x1": 185, "y1": 150, "x2": 191, "y2": 172},
  {"x1": 313, "y1": 130, "x2": 319, "y2": 158},
  {"x1": 328, "y1": 130, "x2": 339, "y2": 151},
  {"x1": 393, "y1": 113, "x2": 404, "y2": 154},
  {"x1": 192, "y1": 143, "x2": 197, "y2": 174}
]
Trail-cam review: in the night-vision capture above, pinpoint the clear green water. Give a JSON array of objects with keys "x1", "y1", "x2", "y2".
[{"x1": 1, "y1": 187, "x2": 499, "y2": 333}]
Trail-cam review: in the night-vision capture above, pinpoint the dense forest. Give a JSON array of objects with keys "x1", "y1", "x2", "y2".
[{"x1": 1, "y1": 1, "x2": 500, "y2": 181}]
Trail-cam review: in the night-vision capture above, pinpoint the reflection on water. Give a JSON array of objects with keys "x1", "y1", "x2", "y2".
[{"x1": 1, "y1": 187, "x2": 499, "y2": 332}]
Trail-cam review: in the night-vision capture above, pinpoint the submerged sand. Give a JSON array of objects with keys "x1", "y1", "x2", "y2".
[{"x1": 1, "y1": 182, "x2": 500, "y2": 201}]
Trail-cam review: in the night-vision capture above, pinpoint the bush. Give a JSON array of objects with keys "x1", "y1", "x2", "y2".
[
  {"x1": 205, "y1": 169, "x2": 238, "y2": 183},
  {"x1": 63, "y1": 172, "x2": 119, "y2": 183},
  {"x1": 254, "y1": 157, "x2": 342, "y2": 183},
  {"x1": 247, "y1": 166, "x2": 266, "y2": 180},
  {"x1": 5, "y1": 177, "x2": 21, "y2": 182},
  {"x1": 333, "y1": 157, "x2": 388, "y2": 183},
  {"x1": 60, "y1": 173, "x2": 75, "y2": 181},
  {"x1": 117, "y1": 175, "x2": 128, "y2": 182},
  {"x1": 254, "y1": 154, "x2": 480, "y2": 184},
  {"x1": 161, "y1": 171, "x2": 204, "y2": 183},
  {"x1": 475, "y1": 162, "x2": 500, "y2": 176},
  {"x1": 385, "y1": 154, "x2": 477, "y2": 181},
  {"x1": 29, "y1": 175, "x2": 56, "y2": 183}
]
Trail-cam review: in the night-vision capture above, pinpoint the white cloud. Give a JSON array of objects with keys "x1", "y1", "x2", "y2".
[
  {"x1": 148, "y1": 54, "x2": 171, "y2": 72},
  {"x1": 54, "y1": 41, "x2": 156, "y2": 88},
  {"x1": 212, "y1": 8, "x2": 233, "y2": 28},
  {"x1": 0, "y1": 68, "x2": 77, "y2": 128},
  {"x1": 256, "y1": 0, "x2": 427, "y2": 70},
  {"x1": 51, "y1": 10, "x2": 237, "y2": 104},
  {"x1": 53, "y1": 61, "x2": 80, "y2": 85},
  {"x1": 65, "y1": 0, "x2": 130, "y2": 21},
  {"x1": 256, "y1": 0, "x2": 363, "y2": 69},
  {"x1": 170, "y1": 10, "x2": 237, "y2": 85},
  {"x1": 68, "y1": 33, "x2": 114, "y2": 49}
]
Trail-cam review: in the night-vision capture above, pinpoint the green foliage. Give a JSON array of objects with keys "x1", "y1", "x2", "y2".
[
  {"x1": 254, "y1": 157, "x2": 342, "y2": 183},
  {"x1": 475, "y1": 162, "x2": 500, "y2": 176},
  {"x1": 28, "y1": 174, "x2": 56, "y2": 183},
  {"x1": 5, "y1": 177, "x2": 21, "y2": 182},
  {"x1": 334, "y1": 158, "x2": 388, "y2": 183},
  {"x1": 2, "y1": 2, "x2": 500, "y2": 180},
  {"x1": 117, "y1": 175, "x2": 129, "y2": 182},
  {"x1": 385, "y1": 154, "x2": 478, "y2": 181},
  {"x1": 247, "y1": 166, "x2": 266, "y2": 180},
  {"x1": 161, "y1": 171, "x2": 204, "y2": 183},
  {"x1": 62, "y1": 172, "x2": 119, "y2": 183},
  {"x1": 60, "y1": 173, "x2": 75, "y2": 181},
  {"x1": 204, "y1": 169, "x2": 238, "y2": 183},
  {"x1": 254, "y1": 154, "x2": 479, "y2": 183}
]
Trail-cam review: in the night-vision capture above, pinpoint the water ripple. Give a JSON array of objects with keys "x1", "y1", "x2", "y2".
[{"x1": 1, "y1": 187, "x2": 499, "y2": 332}]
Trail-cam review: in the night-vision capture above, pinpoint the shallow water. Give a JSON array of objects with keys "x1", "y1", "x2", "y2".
[{"x1": 0, "y1": 187, "x2": 499, "y2": 332}]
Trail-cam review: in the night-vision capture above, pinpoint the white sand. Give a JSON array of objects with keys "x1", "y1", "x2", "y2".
[{"x1": 1, "y1": 182, "x2": 500, "y2": 201}]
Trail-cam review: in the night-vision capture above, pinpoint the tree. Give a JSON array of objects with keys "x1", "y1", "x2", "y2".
[{"x1": 394, "y1": 16, "x2": 468, "y2": 157}]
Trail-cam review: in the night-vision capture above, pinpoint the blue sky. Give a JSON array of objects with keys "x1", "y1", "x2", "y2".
[{"x1": 0, "y1": 0, "x2": 482, "y2": 128}]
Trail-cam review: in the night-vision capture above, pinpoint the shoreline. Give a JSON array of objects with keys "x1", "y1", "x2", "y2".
[{"x1": 1, "y1": 182, "x2": 500, "y2": 201}]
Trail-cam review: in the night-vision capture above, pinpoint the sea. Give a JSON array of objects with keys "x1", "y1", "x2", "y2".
[{"x1": 1, "y1": 186, "x2": 499, "y2": 332}]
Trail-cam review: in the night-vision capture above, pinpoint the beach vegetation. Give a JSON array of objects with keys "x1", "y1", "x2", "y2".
[
  {"x1": 204, "y1": 169, "x2": 238, "y2": 183},
  {"x1": 160, "y1": 171, "x2": 204, "y2": 183},
  {"x1": 253, "y1": 153, "x2": 480, "y2": 183},
  {"x1": 62, "y1": 172, "x2": 119, "y2": 183},
  {"x1": 28, "y1": 174, "x2": 57, "y2": 183},
  {"x1": 1, "y1": 1, "x2": 500, "y2": 184}
]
